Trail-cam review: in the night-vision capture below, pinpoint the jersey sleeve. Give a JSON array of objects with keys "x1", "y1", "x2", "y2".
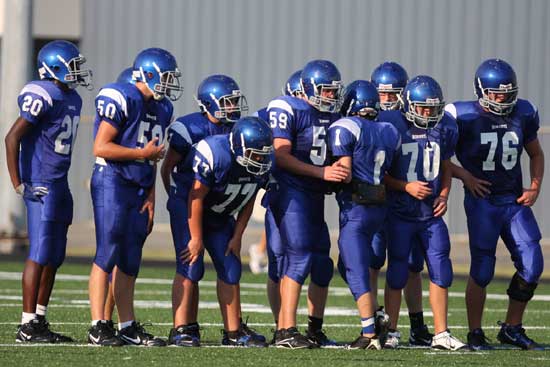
[
  {"x1": 442, "y1": 121, "x2": 459, "y2": 161},
  {"x1": 328, "y1": 119, "x2": 358, "y2": 157},
  {"x1": 523, "y1": 102, "x2": 540, "y2": 145},
  {"x1": 266, "y1": 99, "x2": 295, "y2": 140},
  {"x1": 166, "y1": 120, "x2": 193, "y2": 156},
  {"x1": 193, "y1": 139, "x2": 216, "y2": 187},
  {"x1": 95, "y1": 87, "x2": 128, "y2": 130},
  {"x1": 17, "y1": 83, "x2": 53, "y2": 124}
]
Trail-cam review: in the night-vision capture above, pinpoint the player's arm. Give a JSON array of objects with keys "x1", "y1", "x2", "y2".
[
  {"x1": 181, "y1": 179, "x2": 210, "y2": 265},
  {"x1": 140, "y1": 166, "x2": 157, "y2": 235},
  {"x1": 449, "y1": 161, "x2": 491, "y2": 198},
  {"x1": 225, "y1": 193, "x2": 257, "y2": 258},
  {"x1": 517, "y1": 138, "x2": 544, "y2": 206},
  {"x1": 274, "y1": 138, "x2": 349, "y2": 182},
  {"x1": 433, "y1": 159, "x2": 452, "y2": 217},
  {"x1": 93, "y1": 121, "x2": 164, "y2": 162},
  {"x1": 4, "y1": 117, "x2": 33, "y2": 190},
  {"x1": 334, "y1": 156, "x2": 352, "y2": 183},
  {"x1": 384, "y1": 174, "x2": 432, "y2": 200},
  {"x1": 160, "y1": 147, "x2": 183, "y2": 194}
]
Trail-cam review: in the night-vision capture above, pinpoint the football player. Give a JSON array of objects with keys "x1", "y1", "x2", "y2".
[
  {"x1": 380, "y1": 76, "x2": 466, "y2": 350},
  {"x1": 447, "y1": 59, "x2": 544, "y2": 350},
  {"x1": 266, "y1": 60, "x2": 348, "y2": 348},
  {"x1": 328, "y1": 80, "x2": 400, "y2": 350},
  {"x1": 103, "y1": 66, "x2": 136, "y2": 325},
  {"x1": 88, "y1": 47, "x2": 183, "y2": 346},
  {"x1": 160, "y1": 74, "x2": 254, "y2": 347},
  {"x1": 5, "y1": 40, "x2": 91, "y2": 343},
  {"x1": 254, "y1": 70, "x2": 305, "y2": 330},
  {"x1": 181, "y1": 116, "x2": 272, "y2": 347},
  {"x1": 371, "y1": 62, "x2": 433, "y2": 348}
]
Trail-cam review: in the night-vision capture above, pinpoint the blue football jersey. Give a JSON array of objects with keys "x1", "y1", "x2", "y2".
[
  {"x1": 193, "y1": 134, "x2": 270, "y2": 217},
  {"x1": 328, "y1": 116, "x2": 401, "y2": 185},
  {"x1": 166, "y1": 112, "x2": 231, "y2": 197},
  {"x1": 446, "y1": 99, "x2": 539, "y2": 199},
  {"x1": 18, "y1": 80, "x2": 82, "y2": 182},
  {"x1": 379, "y1": 110, "x2": 458, "y2": 221},
  {"x1": 266, "y1": 95, "x2": 340, "y2": 193},
  {"x1": 94, "y1": 82, "x2": 173, "y2": 188},
  {"x1": 255, "y1": 107, "x2": 268, "y2": 123}
]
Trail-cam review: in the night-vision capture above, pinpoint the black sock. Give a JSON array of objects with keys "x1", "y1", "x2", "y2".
[
  {"x1": 186, "y1": 322, "x2": 199, "y2": 328},
  {"x1": 409, "y1": 312, "x2": 424, "y2": 330},
  {"x1": 227, "y1": 330, "x2": 240, "y2": 339},
  {"x1": 308, "y1": 316, "x2": 323, "y2": 332}
]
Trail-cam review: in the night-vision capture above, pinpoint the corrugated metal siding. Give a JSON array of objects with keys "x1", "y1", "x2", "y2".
[{"x1": 71, "y1": 0, "x2": 549, "y2": 236}]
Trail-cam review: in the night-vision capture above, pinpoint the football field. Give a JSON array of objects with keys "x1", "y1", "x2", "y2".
[{"x1": 0, "y1": 261, "x2": 549, "y2": 366}]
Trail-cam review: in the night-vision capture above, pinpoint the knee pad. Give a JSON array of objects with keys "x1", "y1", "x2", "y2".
[
  {"x1": 507, "y1": 272, "x2": 538, "y2": 302},
  {"x1": 216, "y1": 254, "x2": 242, "y2": 285},
  {"x1": 176, "y1": 259, "x2": 205, "y2": 283},
  {"x1": 386, "y1": 262, "x2": 408, "y2": 290},
  {"x1": 311, "y1": 254, "x2": 334, "y2": 287},
  {"x1": 469, "y1": 257, "x2": 496, "y2": 288},
  {"x1": 428, "y1": 258, "x2": 453, "y2": 289},
  {"x1": 283, "y1": 252, "x2": 312, "y2": 285}
]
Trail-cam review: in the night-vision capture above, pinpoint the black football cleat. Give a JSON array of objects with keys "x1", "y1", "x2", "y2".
[
  {"x1": 119, "y1": 321, "x2": 166, "y2": 347},
  {"x1": 88, "y1": 320, "x2": 124, "y2": 346},
  {"x1": 36, "y1": 316, "x2": 74, "y2": 343},
  {"x1": 467, "y1": 328, "x2": 494, "y2": 351},
  {"x1": 16, "y1": 319, "x2": 56, "y2": 343},
  {"x1": 349, "y1": 334, "x2": 382, "y2": 350},
  {"x1": 274, "y1": 327, "x2": 318, "y2": 349},
  {"x1": 221, "y1": 328, "x2": 268, "y2": 348},
  {"x1": 409, "y1": 324, "x2": 434, "y2": 347},
  {"x1": 168, "y1": 323, "x2": 201, "y2": 347}
]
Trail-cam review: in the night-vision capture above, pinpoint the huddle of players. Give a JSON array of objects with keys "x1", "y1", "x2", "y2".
[{"x1": 5, "y1": 40, "x2": 544, "y2": 352}]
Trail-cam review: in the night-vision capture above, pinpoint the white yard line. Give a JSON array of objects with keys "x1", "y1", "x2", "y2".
[{"x1": 1, "y1": 271, "x2": 550, "y2": 301}]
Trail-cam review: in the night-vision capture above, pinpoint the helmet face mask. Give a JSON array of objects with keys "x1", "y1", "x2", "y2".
[
  {"x1": 38, "y1": 40, "x2": 93, "y2": 90},
  {"x1": 133, "y1": 48, "x2": 183, "y2": 101},
  {"x1": 403, "y1": 75, "x2": 445, "y2": 129},
  {"x1": 196, "y1": 75, "x2": 248, "y2": 125},
  {"x1": 300, "y1": 60, "x2": 343, "y2": 113},
  {"x1": 229, "y1": 117, "x2": 274, "y2": 176},
  {"x1": 474, "y1": 58, "x2": 518, "y2": 116},
  {"x1": 213, "y1": 91, "x2": 249, "y2": 123},
  {"x1": 371, "y1": 61, "x2": 409, "y2": 111}
]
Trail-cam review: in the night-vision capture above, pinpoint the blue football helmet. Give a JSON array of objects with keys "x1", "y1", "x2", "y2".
[
  {"x1": 340, "y1": 80, "x2": 380, "y2": 120},
  {"x1": 196, "y1": 74, "x2": 248, "y2": 124},
  {"x1": 282, "y1": 69, "x2": 303, "y2": 97},
  {"x1": 132, "y1": 48, "x2": 183, "y2": 101},
  {"x1": 230, "y1": 116, "x2": 274, "y2": 176},
  {"x1": 371, "y1": 61, "x2": 408, "y2": 111},
  {"x1": 300, "y1": 60, "x2": 343, "y2": 113},
  {"x1": 403, "y1": 75, "x2": 445, "y2": 129},
  {"x1": 116, "y1": 67, "x2": 134, "y2": 84},
  {"x1": 474, "y1": 58, "x2": 518, "y2": 115},
  {"x1": 37, "y1": 40, "x2": 92, "y2": 89}
]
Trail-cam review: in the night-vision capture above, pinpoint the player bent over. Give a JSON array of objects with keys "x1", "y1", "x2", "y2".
[
  {"x1": 447, "y1": 59, "x2": 544, "y2": 350},
  {"x1": 328, "y1": 80, "x2": 400, "y2": 349},
  {"x1": 5, "y1": 40, "x2": 91, "y2": 343},
  {"x1": 181, "y1": 117, "x2": 272, "y2": 347},
  {"x1": 161, "y1": 75, "x2": 257, "y2": 346},
  {"x1": 381, "y1": 76, "x2": 466, "y2": 350},
  {"x1": 371, "y1": 62, "x2": 433, "y2": 348},
  {"x1": 88, "y1": 48, "x2": 182, "y2": 346}
]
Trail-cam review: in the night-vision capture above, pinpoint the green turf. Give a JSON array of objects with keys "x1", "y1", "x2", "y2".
[{"x1": 0, "y1": 261, "x2": 549, "y2": 366}]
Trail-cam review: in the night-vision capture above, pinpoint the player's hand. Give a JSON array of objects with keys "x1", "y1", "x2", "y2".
[
  {"x1": 405, "y1": 181, "x2": 432, "y2": 200},
  {"x1": 16, "y1": 183, "x2": 49, "y2": 204},
  {"x1": 516, "y1": 188, "x2": 540, "y2": 207},
  {"x1": 225, "y1": 236, "x2": 242, "y2": 259},
  {"x1": 433, "y1": 195, "x2": 448, "y2": 217},
  {"x1": 181, "y1": 238, "x2": 204, "y2": 265},
  {"x1": 462, "y1": 171, "x2": 491, "y2": 198},
  {"x1": 141, "y1": 137, "x2": 165, "y2": 162},
  {"x1": 323, "y1": 162, "x2": 351, "y2": 182},
  {"x1": 140, "y1": 196, "x2": 155, "y2": 235}
]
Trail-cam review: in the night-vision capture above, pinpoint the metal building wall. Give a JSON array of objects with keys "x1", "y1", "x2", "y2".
[{"x1": 73, "y1": 0, "x2": 550, "y2": 235}]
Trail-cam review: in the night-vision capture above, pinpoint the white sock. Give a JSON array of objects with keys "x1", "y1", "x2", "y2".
[
  {"x1": 91, "y1": 320, "x2": 101, "y2": 327},
  {"x1": 119, "y1": 320, "x2": 134, "y2": 330},
  {"x1": 21, "y1": 312, "x2": 36, "y2": 324},
  {"x1": 36, "y1": 304, "x2": 47, "y2": 317}
]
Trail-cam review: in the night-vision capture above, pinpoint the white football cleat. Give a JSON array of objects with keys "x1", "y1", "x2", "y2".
[
  {"x1": 431, "y1": 330, "x2": 467, "y2": 351},
  {"x1": 383, "y1": 330, "x2": 401, "y2": 349}
]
